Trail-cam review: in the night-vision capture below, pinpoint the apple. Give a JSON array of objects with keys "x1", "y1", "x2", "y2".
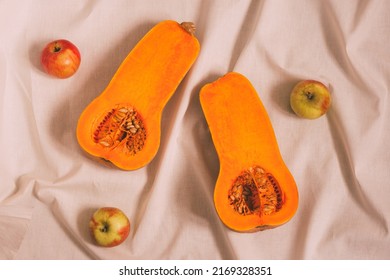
[
  {"x1": 290, "y1": 80, "x2": 332, "y2": 119},
  {"x1": 89, "y1": 207, "x2": 130, "y2": 247},
  {"x1": 41, "y1": 39, "x2": 81, "y2": 78}
]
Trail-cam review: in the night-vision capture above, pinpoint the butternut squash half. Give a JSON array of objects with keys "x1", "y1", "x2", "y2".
[
  {"x1": 200, "y1": 72, "x2": 298, "y2": 232},
  {"x1": 77, "y1": 20, "x2": 200, "y2": 170}
]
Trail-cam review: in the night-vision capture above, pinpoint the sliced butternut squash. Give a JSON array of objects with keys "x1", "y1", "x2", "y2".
[
  {"x1": 200, "y1": 72, "x2": 299, "y2": 232},
  {"x1": 77, "y1": 20, "x2": 200, "y2": 170}
]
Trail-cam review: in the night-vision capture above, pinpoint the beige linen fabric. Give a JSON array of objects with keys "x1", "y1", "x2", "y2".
[{"x1": 0, "y1": 0, "x2": 389, "y2": 259}]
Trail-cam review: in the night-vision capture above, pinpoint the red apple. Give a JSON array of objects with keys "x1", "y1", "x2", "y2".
[
  {"x1": 41, "y1": 39, "x2": 81, "y2": 78},
  {"x1": 89, "y1": 207, "x2": 130, "y2": 247}
]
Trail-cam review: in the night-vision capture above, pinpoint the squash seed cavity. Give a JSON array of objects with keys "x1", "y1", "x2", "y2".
[
  {"x1": 228, "y1": 166, "x2": 283, "y2": 216},
  {"x1": 92, "y1": 105, "x2": 147, "y2": 156}
]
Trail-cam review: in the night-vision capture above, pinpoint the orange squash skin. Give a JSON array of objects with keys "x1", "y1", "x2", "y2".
[
  {"x1": 200, "y1": 72, "x2": 299, "y2": 232},
  {"x1": 77, "y1": 20, "x2": 200, "y2": 170}
]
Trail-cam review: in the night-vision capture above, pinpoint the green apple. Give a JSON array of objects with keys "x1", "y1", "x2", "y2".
[
  {"x1": 290, "y1": 80, "x2": 332, "y2": 119},
  {"x1": 89, "y1": 207, "x2": 130, "y2": 247}
]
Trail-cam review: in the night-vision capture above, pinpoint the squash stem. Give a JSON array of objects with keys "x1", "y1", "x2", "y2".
[{"x1": 180, "y1": 22, "x2": 196, "y2": 35}]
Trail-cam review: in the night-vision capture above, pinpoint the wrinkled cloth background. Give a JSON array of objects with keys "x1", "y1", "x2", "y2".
[{"x1": 1, "y1": 0, "x2": 389, "y2": 259}]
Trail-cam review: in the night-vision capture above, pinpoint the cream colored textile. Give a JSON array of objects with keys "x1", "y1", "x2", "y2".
[{"x1": 0, "y1": 0, "x2": 389, "y2": 259}]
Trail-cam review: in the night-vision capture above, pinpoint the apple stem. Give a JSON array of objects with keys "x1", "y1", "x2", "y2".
[
  {"x1": 306, "y1": 92, "x2": 314, "y2": 100},
  {"x1": 100, "y1": 223, "x2": 109, "y2": 233},
  {"x1": 53, "y1": 43, "x2": 61, "y2": 52}
]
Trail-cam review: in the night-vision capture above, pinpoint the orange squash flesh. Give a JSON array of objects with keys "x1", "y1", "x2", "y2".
[
  {"x1": 200, "y1": 72, "x2": 298, "y2": 232},
  {"x1": 77, "y1": 20, "x2": 200, "y2": 170}
]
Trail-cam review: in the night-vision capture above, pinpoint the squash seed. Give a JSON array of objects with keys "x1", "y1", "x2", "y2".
[
  {"x1": 228, "y1": 165, "x2": 283, "y2": 216},
  {"x1": 93, "y1": 105, "x2": 147, "y2": 156}
]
